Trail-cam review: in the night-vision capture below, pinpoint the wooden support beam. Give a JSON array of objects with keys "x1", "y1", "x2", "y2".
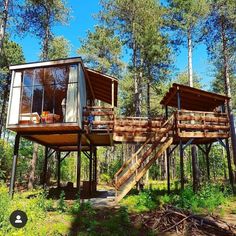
[
  {"x1": 112, "y1": 80, "x2": 115, "y2": 108},
  {"x1": 9, "y1": 133, "x2": 20, "y2": 198},
  {"x1": 179, "y1": 132, "x2": 229, "y2": 138},
  {"x1": 177, "y1": 124, "x2": 230, "y2": 131}
]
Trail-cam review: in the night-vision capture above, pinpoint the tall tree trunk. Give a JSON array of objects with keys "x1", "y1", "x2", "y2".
[
  {"x1": 147, "y1": 76, "x2": 151, "y2": 118},
  {"x1": 220, "y1": 16, "x2": 236, "y2": 183},
  {"x1": 192, "y1": 146, "x2": 200, "y2": 192},
  {"x1": 28, "y1": 143, "x2": 39, "y2": 189},
  {"x1": 188, "y1": 28, "x2": 200, "y2": 192},
  {"x1": 0, "y1": 0, "x2": 9, "y2": 54},
  {"x1": 188, "y1": 29, "x2": 193, "y2": 88}
]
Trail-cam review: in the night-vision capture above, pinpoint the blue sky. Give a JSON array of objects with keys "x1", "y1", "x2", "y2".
[{"x1": 13, "y1": 0, "x2": 214, "y2": 88}]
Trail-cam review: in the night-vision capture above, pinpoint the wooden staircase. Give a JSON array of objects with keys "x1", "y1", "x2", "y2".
[{"x1": 114, "y1": 115, "x2": 175, "y2": 202}]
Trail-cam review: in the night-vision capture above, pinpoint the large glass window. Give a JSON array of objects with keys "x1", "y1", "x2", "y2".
[{"x1": 18, "y1": 64, "x2": 78, "y2": 124}]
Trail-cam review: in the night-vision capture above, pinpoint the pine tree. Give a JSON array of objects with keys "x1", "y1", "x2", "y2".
[
  {"x1": 168, "y1": 0, "x2": 209, "y2": 192},
  {"x1": 204, "y1": 0, "x2": 236, "y2": 184}
]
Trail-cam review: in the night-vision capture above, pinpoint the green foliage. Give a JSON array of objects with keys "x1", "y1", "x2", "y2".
[
  {"x1": 36, "y1": 190, "x2": 54, "y2": 212},
  {"x1": 163, "y1": 184, "x2": 229, "y2": 213},
  {"x1": 100, "y1": 173, "x2": 111, "y2": 184},
  {"x1": 70, "y1": 193, "x2": 81, "y2": 215},
  {"x1": 122, "y1": 183, "x2": 232, "y2": 214},
  {"x1": 42, "y1": 36, "x2": 71, "y2": 60},
  {"x1": 61, "y1": 154, "x2": 76, "y2": 183},
  {"x1": 174, "y1": 70, "x2": 203, "y2": 88},
  {"x1": 0, "y1": 38, "x2": 25, "y2": 70},
  {"x1": 57, "y1": 191, "x2": 67, "y2": 213},
  {"x1": 0, "y1": 139, "x2": 12, "y2": 181},
  {"x1": 78, "y1": 25, "x2": 123, "y2": 76},
  {"x1": 167, "y1": 0, "x2": 209, "y2": 40},
  {"x1": 17, "y1": 0, "x2": 70, "y2": 60},
  {"x1": 121, "y1": 190, "x2": 157, "y2": 213},
  {"x1": 0, "y1": 183, "x2": 11, "y2": 229}
]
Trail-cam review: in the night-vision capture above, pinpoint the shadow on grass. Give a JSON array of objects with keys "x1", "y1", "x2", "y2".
[{"x1": 68, "y1": 206, "x2": 150, "y2": 236}]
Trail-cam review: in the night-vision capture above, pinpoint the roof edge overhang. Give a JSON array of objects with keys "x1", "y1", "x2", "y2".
[
  {"x1": 9, "y1": 57, "x2": 83, "y2": 70},
  {"x1": 160, "y1": 83, "x2": 230, "y2": 110},
  {"x1": 85, "y1": 67, "x2": 119, "y2": 83}
]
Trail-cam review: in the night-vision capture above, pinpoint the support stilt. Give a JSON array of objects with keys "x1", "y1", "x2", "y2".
[
  {"x1": 180, "y1": 140, "x2": 184, "y2": 191},
  {"x1": 77, "y1": 134, "x2": 82, "y2": 192},
  {"x1": 205, "y1": 144, "x2": 211, "y2": 181},
  {"x1": 93, "y1": 147, "x2": 97, "y2": 192},
  {"x1": 166, "y1": 147, "x2": 170, "y2": 194},
  {"x1": 89, "y1": 145, "x2": 93, "y2": 195},
  {"x1": 43, "y1": 147, "x2": 49, "y2": 188},
  {"x1": 9, "y1": 133, "x2": 20, "y2": 198},
  {"x1": 57, "y1": 151, "x2": 61, "y2": 188}
]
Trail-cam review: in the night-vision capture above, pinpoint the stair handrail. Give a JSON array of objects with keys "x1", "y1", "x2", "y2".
[{"x1": 114, "y1": 113, "x2": 175, "y2": 180}]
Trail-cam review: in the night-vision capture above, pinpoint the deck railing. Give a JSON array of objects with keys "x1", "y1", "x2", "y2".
[
  {"x1": 113, "y1": 116, "x2": 165, "y2": 142},
  {"x1": 176, "y1": 110, "x2": 230, "y2": 138},
  {"x1": 82, "y1": 106, "x2": 115, "y2": 132}
]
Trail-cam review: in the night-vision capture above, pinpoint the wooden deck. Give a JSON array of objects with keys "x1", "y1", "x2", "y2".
[{"x1": 7, "y1": 107, "x2": 230, "y2": 149}]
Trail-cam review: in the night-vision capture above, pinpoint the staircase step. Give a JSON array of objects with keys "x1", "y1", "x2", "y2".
[{"x1": 116, "y1": 137, "x2": 173, "y2": 202}]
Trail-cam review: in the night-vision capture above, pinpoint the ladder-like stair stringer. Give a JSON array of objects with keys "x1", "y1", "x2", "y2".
[{"x1": 114, "y1": 115, "x2": 174, "y2": 202}]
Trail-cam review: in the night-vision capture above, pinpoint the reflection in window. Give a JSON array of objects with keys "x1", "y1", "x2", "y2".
[
  {"x1": 21, "y1": 87, "x2": 32, "y2": 113},
  {"x1": 34, "y1": 68, "x2": 44, "y2": 85},
  {"x1": 19, "y1": 64, "x2": 77, "y2": 124},
  {"x1": 32, "y1": 86, "x2": 43, "y2": 115},
  {"x1": 23, "y1": 70, "x2": 34, "y2": 87},
  {"x1": 55, "y1": 83, "x2": 68, "y2": 123},
  {"x1": 43, "y1": 84, "x2": 54, "y2": 113}
]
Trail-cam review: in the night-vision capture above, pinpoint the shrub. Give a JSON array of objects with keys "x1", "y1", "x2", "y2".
[
  {"x1": 121, "y1": 190, "x2": 156, "y2": 213},
  {"x1": 57, "y1": 191, "x2": 67, "y2": 213},
  {"x1": 70, "y1": 193, "x2": 81, "y2": 214},
  {"x1": 100, "y1": 173, "x2": 111, "y2": 184}
]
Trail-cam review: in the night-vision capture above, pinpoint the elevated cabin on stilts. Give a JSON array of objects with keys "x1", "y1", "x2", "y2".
[
  {"x1": 7, "y1": 58, "x2": 232, "y2": 202},
  {"x1": 7, "y1": 57, "x2": 118, "y2": 198}
]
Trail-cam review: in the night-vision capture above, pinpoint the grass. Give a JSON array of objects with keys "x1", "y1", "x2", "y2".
[
  {"x1": 0, "y1": 183, "x2": 143, "y2": 236},
  {"x1": 121, "y1": 182, "x2": 233, "y2": 214},
  {"x1": 0, "y1": 181, "x2": 234, "y2": 235}
]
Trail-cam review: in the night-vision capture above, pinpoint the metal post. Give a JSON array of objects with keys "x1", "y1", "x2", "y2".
[
  {"x1": 111, "y1": 80, "x2": 115, "y2": 108},
  {"x1": 177, "y1": 91, "x2": 181, "y2": 111},
  {"x1": 177, "y1": 89, "x2": 184, "y2": 190},
  {"x1": 205, "y1": 144, "x2": 211, "y2": 181},
  {"x1": 77, "y1": 133, "x2": 82, "y2": 191},
  {"x1": 165, "y1": 105, "x2": 168, "y2": 119},
  {"x1": 93, "y1": 147, "x2": 97, "y2": 192},
  {"x1": 89, "y1": 145, "x2": 93, "y2": 195},
  {"x1": 167, "y1": 147, "x2": 170, "y2": 194},
  {"x1": 165, "y1": 105, "x2": 170, "y2": 194},
  {"x1": 43, "y1": 147, "x2": 49, "y2": 188},
  {"x1": 9, "y1": 133, "x2": 20, "y2": 198},
  {"x1": 180, "y1": 140, "x2": 184, "y2": 191},
  {"x1": 57, "y1": 151, "x2": 61, "y2": 188}
]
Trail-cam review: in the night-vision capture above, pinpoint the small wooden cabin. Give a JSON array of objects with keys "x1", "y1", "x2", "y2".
[{"x1": 7, "y1": 57, "x2": 118, "y2": 149}]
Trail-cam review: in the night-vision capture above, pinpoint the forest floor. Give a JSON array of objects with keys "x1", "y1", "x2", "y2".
[{"x1": 1, "y1": 182, "x2": 236, "y2": 235}]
